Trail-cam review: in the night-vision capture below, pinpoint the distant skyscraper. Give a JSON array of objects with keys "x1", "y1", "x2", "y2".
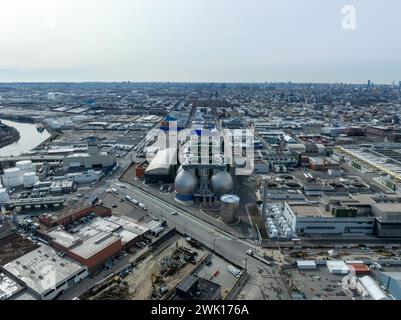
[{"x1": 367, "y1": 80, "x2": 371, "y2": 88}]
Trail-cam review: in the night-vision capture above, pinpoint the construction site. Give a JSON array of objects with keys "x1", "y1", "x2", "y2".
[{"x1": 78, "y1": 232, "x2": 245, "y2": 300}]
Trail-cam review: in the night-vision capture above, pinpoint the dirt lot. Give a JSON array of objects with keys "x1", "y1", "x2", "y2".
[
  {"x1": 282, "y1": 266, "x2": 362, "y2": 300},
  {"x1": 125, "y1": 234, "x2": 207, "y2": 300},
  {"x1": 0, "y1": 233, "x2": 39, "y2": 266}
]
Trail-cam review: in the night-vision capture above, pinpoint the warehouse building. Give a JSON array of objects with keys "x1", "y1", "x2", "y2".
[
  {"x1": 144, "y1": 147, "x2": 177, "y2": 183},
  {"x1": 50, "y1": 180, "x2": 77, "y2": 196},
  {"x1": 369, "y1": 195, "x2": 401, "y2": 237},
  {"x1": 63, "y1": 137, "x2": 116, "y2": 171},
  {"x1": 47, "y1": 215, "x2": 148, "y2": 271},
  {"x1": 39, "y1": 205, "x2": 112, "y2": 228},
  {"x1": 1, "y1": 245, "x2": 88, "y2": 300}
]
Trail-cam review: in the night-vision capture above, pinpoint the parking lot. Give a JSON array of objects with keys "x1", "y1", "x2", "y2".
[{"x1": 101, "y1": 192, "x2": 153, "y2": 225}]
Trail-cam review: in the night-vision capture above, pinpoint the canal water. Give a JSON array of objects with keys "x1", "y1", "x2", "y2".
[{"x1": 0, "y1": 119, "x2": 51, "y2": 157}]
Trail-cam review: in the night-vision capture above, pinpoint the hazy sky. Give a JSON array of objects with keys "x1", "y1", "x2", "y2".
[{"x1": 0, "y1": 0, "x2": 400, "y2": 83}]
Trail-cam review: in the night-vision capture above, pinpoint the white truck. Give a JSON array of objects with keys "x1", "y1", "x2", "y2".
[
  {"x1": 246, "y1": 249, "x2": 272, "y2": 266},
  {"x1": 227, "y1": 265, "x2": 243, "y2": 278},
  {"x1": 151, "y1": 227, "x2": 165, "y2": 237}
]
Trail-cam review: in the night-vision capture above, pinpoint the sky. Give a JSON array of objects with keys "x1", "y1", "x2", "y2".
[{"x1": 0, "y1": 0, "x2": 400, "y2": 83}]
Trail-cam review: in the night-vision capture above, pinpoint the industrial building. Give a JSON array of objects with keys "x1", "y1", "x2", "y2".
[
  {"x1": 370, "y1": 199, "x2": 401, "y2": 237},
  {"x1": 47, "y1": 215, "x2": 149, "y2": 272},
  {"x1": 39, "y1": 205, "x2": 112, "y2": 228},
  {"x1": 62, "y1": 137, "x2": 116, "y2": 170},
  {"x1": 265, "y1": 202, "x2": 375, "y2": 236},
  {"x1": 1, "y1": 245, "x2": 88, "y2": 300},
  {"x1": 283, "y1": 202, "x2": 375, "y2": 235},
  {"x1": 174, "y1": 129, "x2": 235, "y2": 204},
  {"x1": 54, "y1": 169, "x2": 102, "y2": 184},
  {"x1": 144, "y1": 147, "x2": 177, "y2": 183},
  {"x1": 171, "y1": 274, "x2": 221, "y2": 300},
  {"x1": 49, "y1": 180, "x2": 77, "y2": 195}
]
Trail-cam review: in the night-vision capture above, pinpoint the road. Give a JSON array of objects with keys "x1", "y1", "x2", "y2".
[{"x1": 112, "y1": 181, "x2": 291, "y2": 300}]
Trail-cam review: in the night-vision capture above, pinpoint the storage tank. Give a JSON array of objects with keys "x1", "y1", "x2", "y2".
[
  {"x1": 23, "y1": 172, "x2": 39, "y2": 188},
  {"x1": 16, "y1": 160, "x2": 34, "y2": 172},
  {"x1": 174, "y1": 169, "x2": 197, "y2": 203},
  {"x1": 2, "y1": 168, "x2": 23, "y2": 187},
  {"x1": 211, "y1": 170, "x2": 234, "y2": 195},
  {"x1": 0, "y1": 188, "x2": 10, "y2": 203},
  {"x1": 219, "y1": 194, "x2": 240, "y2": 224}
]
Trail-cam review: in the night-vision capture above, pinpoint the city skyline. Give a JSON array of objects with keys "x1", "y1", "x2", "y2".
[{"x1": 1, "y1": 0, "x2": 401, "y2": 83}]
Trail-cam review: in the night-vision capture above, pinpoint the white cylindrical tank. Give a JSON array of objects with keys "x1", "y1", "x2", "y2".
[
  {"x1": 23, "y1": 172, "x2": 39, "y2": 188},
  {"x1": 16, "y1": 160, "x2": 34, "y2": 172},
  {"x1": 0, "y1": 188, "x2": 10, "y2": 203},
  {"x1": 3, "y1": 168, "x2": 23, "y2": 187},
  {"x1": 4, "y1": 168, "x2": 21, "y2": 178}
]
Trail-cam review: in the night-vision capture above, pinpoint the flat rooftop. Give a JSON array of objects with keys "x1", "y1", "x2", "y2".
[
  {"x1": 48, "y1": 228, "x2": 81, "y2": 249},
  {"x1": 69, "y1": 232, "x2": 121, "y2": 260},
  {"x1": 290, "y1": 204, "x2": 332, "y2": 218},
  {"x1": 3, "y1": 245, "x2": 85, "y2": 297},
  {"x1": 105, "y1": 215, "x2": 149, "y2": 235},
  {"x1": 48, "y1": 216, "x2": 146, "y2": 251},
  {"x1": 0, "y1": 272, "x2": 23, "y2": 300}
]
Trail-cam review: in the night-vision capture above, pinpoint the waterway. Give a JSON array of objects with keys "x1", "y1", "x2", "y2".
[{"x1": 0, "y1": 119, "x2": 51, "y2": 157}]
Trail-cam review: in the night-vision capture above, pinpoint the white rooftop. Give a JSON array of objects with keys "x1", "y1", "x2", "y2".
[
  {"x1": 48, "y1": 228, "x2": 81, "y2": 249},
  {"x1": 69, "y1": 232, "x2": 120, "y2": 259},
  {"x1": 3, "y1": 245, "x2": 85, "y2": 296},
  {"x1": 0, "y1": 273, "x2": 23, "y2": 300}
]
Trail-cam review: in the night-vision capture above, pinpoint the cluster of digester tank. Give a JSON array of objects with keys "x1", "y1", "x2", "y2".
[
  {"x1": 266, "y1": 204, "x2": 293, "y2": 239},
  {"x1": 174, "y1": 165, "x2": 234, "y2": 203},
  {"x1": 174, "y1": 166, "x2": 239, "y2": 224}
]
